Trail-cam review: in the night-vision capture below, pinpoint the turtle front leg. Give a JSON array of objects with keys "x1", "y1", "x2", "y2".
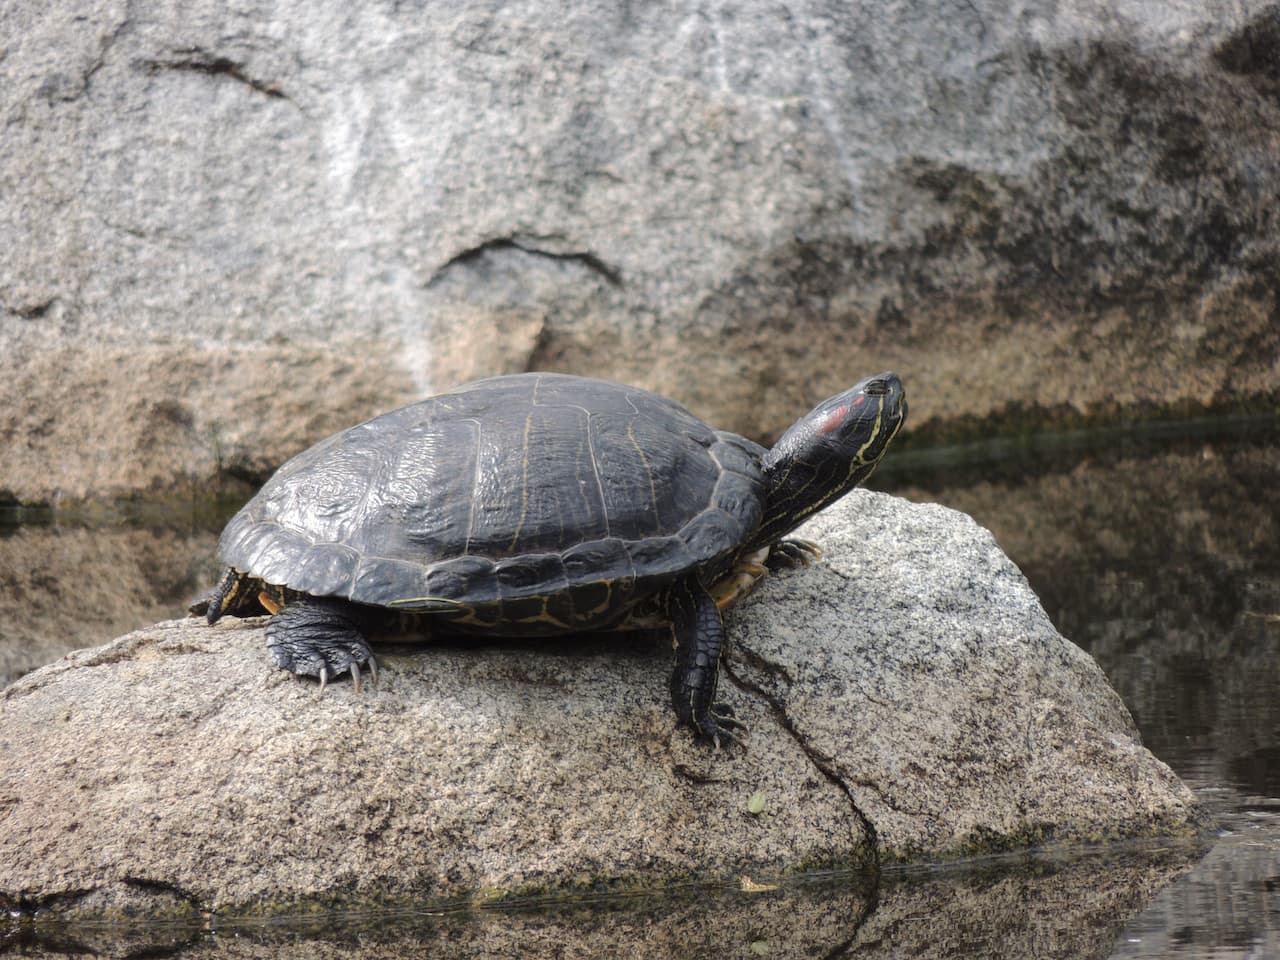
[
  {"x1": 767, "y1": 538, "x2": 823, "y2": 569},
  {"x1": 265, "y1": 597, "x2": 378, "y2": 693},
  {"x1": 707, "y1": 538, "x2": 825, "y2": 612},
  {"x1": 709, "y1": 547, "x2": 771, "y2": 612},
  {"x1": 668, "y1": 578, "x2": 748, "y2": 749}
]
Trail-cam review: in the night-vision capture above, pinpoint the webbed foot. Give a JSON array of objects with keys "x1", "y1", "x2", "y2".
[
  {"x1": 710, "y1": 547, "x2": 771, "y2": 611},
  {"x1": 709, "y1": 540, "x2": 825, "y2": 613},
  {"x1": 265, "y1": 598, "x2": 378, "y2": 693}
]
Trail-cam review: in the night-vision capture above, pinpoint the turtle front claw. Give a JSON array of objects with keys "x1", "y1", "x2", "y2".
[
  {"x1": 767, "y1": 538, "x2": 824, "y2": 569},
  {"x1": 697, "y1": 706, "x2": 749, "y2": 750}
]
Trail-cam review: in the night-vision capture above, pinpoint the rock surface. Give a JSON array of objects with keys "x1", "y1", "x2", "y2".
[
  {"x1": 0, "y1": 492, "x2": 1203, "y2": 918},
  {"x1": 3, "y1": 0, "x2": 1278, "y2": 503}
]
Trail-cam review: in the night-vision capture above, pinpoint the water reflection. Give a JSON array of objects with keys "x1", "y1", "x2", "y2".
[
  {"x1": 1111, "y1": 832, "x2": 1280, "y2": 957},
  {"x1": 0, "y1": 516, "x2": 220, "y2": 685},
  {"x1": 3, "y1": 844, "x2": 1203, "y2": 960},
  {"x1": 875, "y1": 421, "x2": 1280, "y2": 958}
]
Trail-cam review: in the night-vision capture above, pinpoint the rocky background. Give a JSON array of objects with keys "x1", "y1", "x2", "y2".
[{"x1": 3, "y1": 0, "x2": 1278, "y2": 504}]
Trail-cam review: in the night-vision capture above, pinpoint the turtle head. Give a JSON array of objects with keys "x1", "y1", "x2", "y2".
[{"x1": 751, "y1": 372, "x2": 906, "y2": 548}]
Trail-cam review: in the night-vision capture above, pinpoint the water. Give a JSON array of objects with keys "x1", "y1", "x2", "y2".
[{"x1": 3, "y1": 417, "x2": 1278, "y2": 956}]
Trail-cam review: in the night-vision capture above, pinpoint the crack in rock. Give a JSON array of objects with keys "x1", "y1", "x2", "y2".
[
  {"x1": 135, "y1": 48, "x2": 292, "y2": 102},
  {"x1": 427, "y1": 237, "x2": 624, "y2": 288},
  {"x1": 36, "y1": 15, "x2": 130, "y2": 105},
  {"x1": 725, "y1": 649, "x2": 881, "y2": 870},
  {"x1": 670, "y1": 762, "x2": 729, "y2": 785},
  {"x1": 10, "y1": 298, "x2": 59, "y2": 320}
]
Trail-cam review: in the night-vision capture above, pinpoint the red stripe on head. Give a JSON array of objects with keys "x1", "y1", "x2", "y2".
[{"x1": 818, "y1": 403, "x2": 851, "y2": 435}]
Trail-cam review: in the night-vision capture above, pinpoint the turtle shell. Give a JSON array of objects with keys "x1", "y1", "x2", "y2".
[{"x1": 218, "y1": 373, "x2": 767, "y2": 633}]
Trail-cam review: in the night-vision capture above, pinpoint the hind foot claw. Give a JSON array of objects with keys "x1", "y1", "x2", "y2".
[{"x1": 265, "y1": 598, "x2": 376, "y2": 693}]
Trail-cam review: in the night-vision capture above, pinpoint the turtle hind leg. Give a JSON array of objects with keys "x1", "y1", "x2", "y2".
[
  {"x1": 667, "y1": 578, "x2": 748, "y2": 749},
  {"x1": 265, "y1": 597, "x2": 378, "y2": 693},
  {"x1": 191, "y1": 567, "x2": 268, "y2": 624}
]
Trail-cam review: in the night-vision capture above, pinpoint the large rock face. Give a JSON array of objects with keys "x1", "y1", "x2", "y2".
[
  {"x1": 2, "y1": 0, "x2": 1278, "y2": 503},
  {"x1": 0, "y1": 492, "x2": 1203, "y2": 919}
]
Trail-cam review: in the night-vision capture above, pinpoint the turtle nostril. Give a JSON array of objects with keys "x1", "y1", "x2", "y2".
[{"x1": 865, "y1": 379, "x2": 888, "y2": 397}]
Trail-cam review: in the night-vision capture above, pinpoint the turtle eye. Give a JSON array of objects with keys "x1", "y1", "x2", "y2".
[{"x1": 864, "y1": 378, "x2": 889, "y2": 397}]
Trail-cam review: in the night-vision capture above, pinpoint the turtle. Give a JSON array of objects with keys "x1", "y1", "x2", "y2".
[{"x1": 197, "y1": 371, "x2": 906, "y2": 746}]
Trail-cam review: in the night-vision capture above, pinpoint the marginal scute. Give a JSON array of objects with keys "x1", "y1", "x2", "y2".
[
  {"x1": 625, "y1": 535, "x2": 693, "y2": 573},
  {"x1": 423, "y1": 555, "x2": 498, "y2": 603},
  {"x1": 293, "y1": 543, "x2": 364, "y2": 599},
  {"x1": 496, "y1": 553, "x2": 569, "y2": 597},
  {"x1": 353, "y1": 556, "x2": 431, "y2": 607},
  {"x1": 220, "y1": 519, "x2": 312, "y2": 594},
  {"x1": 560, "y1": 537, "x2": 635, "y2": 588}
]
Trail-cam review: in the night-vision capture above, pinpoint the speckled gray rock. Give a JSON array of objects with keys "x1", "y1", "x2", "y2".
[
  {"x1": 734, "y1": 492, "x2": 1201, "y2": 857},
  {"x1": 2, "y1": 0, "x2": 1278, "y2": 503},
  {"x1": 0, "y1": 492, "x2": 1203, "y2": 918}
]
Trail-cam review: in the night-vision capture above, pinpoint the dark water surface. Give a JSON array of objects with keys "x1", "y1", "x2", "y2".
[{"x1": 3, "y1": 416, "x2": 1279, "y2": 957}]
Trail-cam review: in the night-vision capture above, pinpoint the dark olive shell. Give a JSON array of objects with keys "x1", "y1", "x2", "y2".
[{"x1": 218, "y1": 373, "x2": 766, "y2": 633}]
